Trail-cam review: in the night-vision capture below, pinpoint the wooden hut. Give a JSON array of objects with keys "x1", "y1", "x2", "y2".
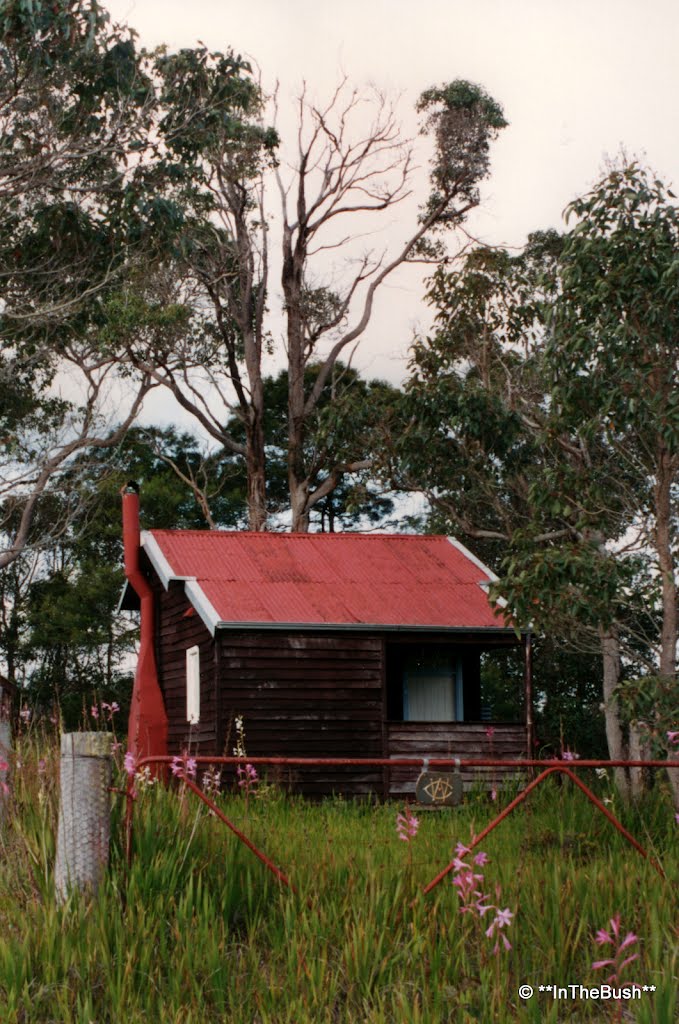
[{"x1": 120, "y1": 492, "x2": 531, "y2": 798}]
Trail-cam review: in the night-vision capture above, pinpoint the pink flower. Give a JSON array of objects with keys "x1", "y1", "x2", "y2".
[
  {"x1": 170, "y1": 756, "x2": 183, "y2": 777},
  {"x1": 237, "y1": 763, "x2": 258, "y2": 787},
  {"x1": 38, "y1": 759, "x2": 46, "y2": 775},
  {"x1": 667, "y1": 731, "x2": 679, "y2": 745},
  {"x1": 494, "y1": 907, "x2": 514, "y2": 929},
  {"x1": 124, "y1": 752, "x2": 136, "y2": 777},
  {"x1": 675, "y1": 813, "x2": 679, "y2": 825},
  {"x1": 490, "y1": 788, "x2": 497, "y2": 801},
  {"x1": 91, "y1": 705, "x2": 99, "y2": 720},
  {"x1": 485, "y1": 908, "x2": 514, "y2": 954},
  {"x1": 19, "y1": 706, "x2": 31, "y2": 723},
  {"x1": 561, "y1": 748, "x2": 579, "y2": 761},
  {"x1": 473, "y1": 851, "x2": 490, "y2": 866},
  {"x1": 485, "y1": 726, "x2": 495, "y2": 739},
  {"x1": 185, "y1": 757, "x2": 197, "y2": 779},
  {"x1": 591, "y1": 914, "x2": 639, "y2": 984},
  {"x1": 396, "y1": 806, "x2": 420, "y2": 842}
]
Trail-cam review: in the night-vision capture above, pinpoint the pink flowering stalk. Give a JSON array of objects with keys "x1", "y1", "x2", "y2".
[
  {"x1": 202, "y1": 765, "x2": 222, "y2": 797},
  {"x1": 451, "y1": 842, "x2": 514, "y2": 955},
  {"x1": 90, "y1": 705, "x2": 99, "y2": 720},
  {"x1": 561, "y1": 747, "x2": 580, "y2": 761},
  {"x1": 236, "y1": 762, "x2": 258, "y2": 801},
  {"x1": 0, "y1": 758, "x2": 9, "y2": 796},
  {"x1": 395, "y1": 805, "x2": 419, "y2": 842},
  {"x1": 124, "y1": 752, "x2": 136, "y2": 777},
  {"x1": 236, "y1": 762, "x2": 258, "y2": 786},
  {"x1": 592, "y1": 913, "x2": 639, "y2": 986}
]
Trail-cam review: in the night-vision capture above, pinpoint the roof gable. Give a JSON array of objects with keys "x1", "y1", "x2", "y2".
[{"x1": 139, "y1": 530, "x2": 510, "y2": 637}]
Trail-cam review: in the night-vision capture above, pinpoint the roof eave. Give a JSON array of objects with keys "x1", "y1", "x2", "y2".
[{"x1": 212, "y1": 620, "x2": 523, "y2": 636}]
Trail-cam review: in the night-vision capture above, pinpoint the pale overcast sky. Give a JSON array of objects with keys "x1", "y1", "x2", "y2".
[{"x1": 104, "y1": 0, "x2": 679, "y2": 410}]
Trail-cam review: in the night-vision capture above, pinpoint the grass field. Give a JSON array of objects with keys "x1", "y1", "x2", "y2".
[{"x1": 0, "y1": 734, "x2": 677, "y2": 1023}]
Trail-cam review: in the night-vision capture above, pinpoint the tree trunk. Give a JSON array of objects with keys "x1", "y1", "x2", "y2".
[
  {"x1": 599, "y1": 624, "x2": 631, "y2": 803},
  {"x1": 655, "y1": 445, "x2": 677, "y2": 679},
  {"x1": 653, "y1": 444, "x2": 679, "y2": 808},
  {"x1": 245, "y1": 409, "x2": 268, "y2": 532},
  {"x1": 627, "y1": 723, "x2": 646, "y2": 801},
  {"x1": 283, "y1": 220, "x2": 311, "y2": 533}
]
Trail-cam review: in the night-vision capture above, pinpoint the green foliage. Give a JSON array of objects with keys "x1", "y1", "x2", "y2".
[
  {"x1": 615, "y1": 674, "x2": 679, "y2": 756},
  {"x1": 549, "y1": 163, "x2": 679, "y2": 458},
  {"x1": 156, "y1": 46, "x2": 276, "y2": 168},
  {"x1": 416, "y1": 79, "x2": 508, "y2": 233}
]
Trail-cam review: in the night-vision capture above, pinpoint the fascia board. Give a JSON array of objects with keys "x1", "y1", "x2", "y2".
[
  {"x1": 446, "y1": 536, "x2": 508, "y2": 610},
  {"x1": 141, "y1": 530, "x2": 192, "y2": 590},
  {"x1": 447, "y1": 536, "x2": 499, "y2": 582},
  {"x1": 184, "y1": 580, "x2": 221, "y2": 637},
  {"x1": 141, "y1": 531, "x2": 220, "y2": 636}
]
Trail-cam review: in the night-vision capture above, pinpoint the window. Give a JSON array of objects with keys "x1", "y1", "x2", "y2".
[
  {"x1": 402, "y1": 649, "x2": 463, "y2": 722},
  {"x1": 186, "y1": 645, "x2": 200, "y2": 724}
]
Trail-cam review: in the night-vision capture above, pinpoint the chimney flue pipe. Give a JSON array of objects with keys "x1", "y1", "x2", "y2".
[{"x1": 121, "y1": 486, "x2": 168, "y2": 763}]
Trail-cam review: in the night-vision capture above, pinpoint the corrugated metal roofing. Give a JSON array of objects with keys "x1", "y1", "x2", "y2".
[{"x1": 142, "y1": 530, "x2": 510, "y2": 633}]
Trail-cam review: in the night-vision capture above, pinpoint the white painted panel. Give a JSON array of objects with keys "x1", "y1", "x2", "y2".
[{"x1": 186, "y1": 645, "x2": 200, "y2": 724}]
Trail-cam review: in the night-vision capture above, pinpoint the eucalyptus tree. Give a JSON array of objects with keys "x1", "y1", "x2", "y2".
[
  {"x1": 544, "y1": 164, "x2": 679, "y2": 804},
  {"x1": 128, "y1": 69, "x2": 507, "y2": 530},
  {"x1": 395, "y1": 165, "x2": 679, "y2": 803},
  {"x1": 0, "y1": 0, "x2": 161, "y2": 569}
]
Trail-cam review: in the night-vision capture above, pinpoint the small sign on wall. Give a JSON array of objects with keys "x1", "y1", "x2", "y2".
[{"x1": 186, "y1": 645, "x2": 200, "y2": 724}]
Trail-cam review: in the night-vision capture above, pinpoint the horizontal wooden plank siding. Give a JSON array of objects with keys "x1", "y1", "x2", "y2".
[
  {"x1": 219, "y1": 631, "x2": 384, "y2": 798},
  {"x1": 154, "y1": 580, "x2": 217, "y2": 755},
  {"x1": 387, "y1": 722, "x2": 527, "y2": 797}
]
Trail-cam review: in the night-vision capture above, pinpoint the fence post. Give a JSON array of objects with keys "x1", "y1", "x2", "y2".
[
  {"x1": 55, "y1": 732, "x2": 113, "y2": 903},
  {"x1": 0, "y1": 720, "x2": 10, "y2": 822}
]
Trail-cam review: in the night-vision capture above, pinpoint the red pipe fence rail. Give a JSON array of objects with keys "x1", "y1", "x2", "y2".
[{"x1": 125, "y1": 757, "x2": 675, "y2": 897}]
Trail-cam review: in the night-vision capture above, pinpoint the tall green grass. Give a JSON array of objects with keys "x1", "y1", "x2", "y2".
[{"x1": 0, "y1": 734, "x2": 676, "y2": 1023}]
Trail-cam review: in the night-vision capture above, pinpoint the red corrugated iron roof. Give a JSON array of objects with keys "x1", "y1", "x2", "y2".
[{"x1": 141, "y1": 530, "x2": 511, "y2": 635}]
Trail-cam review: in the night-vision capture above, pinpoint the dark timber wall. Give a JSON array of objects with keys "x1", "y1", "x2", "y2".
[
  {"x1": 152, "y1": 576, "x2": 217, "y2": 755},
  {"x1": 217, "y1": 631, "x2": 384, "y2": 798}
]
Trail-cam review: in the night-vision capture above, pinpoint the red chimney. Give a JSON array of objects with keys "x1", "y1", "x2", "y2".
[{"x1": 121, "y1": 485, "x2": 168, "y2": 763}]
